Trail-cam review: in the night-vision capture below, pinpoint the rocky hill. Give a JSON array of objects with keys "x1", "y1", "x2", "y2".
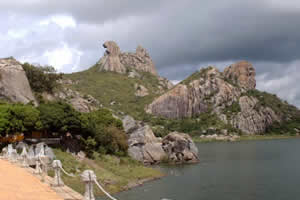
[
  {"x1": 0, "y1": 57, "x2": 37, "y2": 104},
  {"x1": 63, "y1": 41, "x2": 172, "y2": 118},
  {"x1": 146, "y1": 61, "x2": 300, "y2": 135}
]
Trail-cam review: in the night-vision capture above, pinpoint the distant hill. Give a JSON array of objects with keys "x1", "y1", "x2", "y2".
[{"x1": 146, "y1": 62, "x2": 300, "y2": 135}]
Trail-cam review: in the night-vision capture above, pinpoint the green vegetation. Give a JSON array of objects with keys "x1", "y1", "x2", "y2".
[
  {"x1": 144, "y1": 112, "x2": 239, "y2": 137},
  {"x1": 0, "y1": 101, "x2": 127, "y2": 156},
  {"x1": 223, "y1": 101, "x2": 241, "y2": 119},
  {"x1": 49, "y1": 149, "x2": 163, "y2": 195},
  {"x1": 22, "y1": 63, "x2": 62, "y2": 93},
  {"x1": 0, "y1": 103, "x2": 42, "y2": 135},
  {"x1": 64, "y1": 66, "x2": 164, "y2": 119},
  {"x1": 244, "y1": 89, "x2": 300, "y2": 135},
  {"x1": 180, "y1": 66, "x2": 214, "y2": 86}
]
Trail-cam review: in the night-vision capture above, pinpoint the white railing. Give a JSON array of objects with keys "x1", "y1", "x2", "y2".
[{"x1": 0, "y1": 145, "x2": 119, "y2": 200}]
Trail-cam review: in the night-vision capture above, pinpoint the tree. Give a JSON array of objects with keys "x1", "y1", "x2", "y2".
[{"x1": 22, "y1": 63, "x2": 62, "y2": 93}]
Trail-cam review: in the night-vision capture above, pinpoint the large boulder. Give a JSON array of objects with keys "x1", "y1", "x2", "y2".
[
  {"x1": 223, "y1": 61, "x2": 256, "y2": 90},
  {"x1": 98, "y1": 41, "x2": 127, "y2": 74},
  {"x1": 128, "y1": 125, "x2": 166, "y2": 164},
  {"x1": 123, "y1": 116, "x2": 199, "y2": 164},
  {"x1": 0, "y1": 57, "x2": 37, "y2": 104},
  {"x1": 97, "y1": 41, "x2": 158, "y2": 76},
  {"x1": 162, "y1": 132, "x2": 199, "y2": 163},
  {"x1": 120, "y1": 45, "x2": 158, "y2": 76}
]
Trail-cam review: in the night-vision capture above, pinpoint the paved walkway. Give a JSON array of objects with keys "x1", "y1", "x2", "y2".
[{"x1": 0, "y1": 159, "x2": 63, "y2": 200}]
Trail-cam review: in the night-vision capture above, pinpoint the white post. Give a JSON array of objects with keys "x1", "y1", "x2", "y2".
[
  {"x1": 81, "y1": 170, "x2": 96, "y2": 200},
  {"x1": 21, "y1": 146, "x2": 28, "y2": 168},
  {"x1": 52, "y1": 160, "x2": 64, "y2": 187},
  {"x1": 34, "y1": 159, "x2": 42, "y2": 174}
]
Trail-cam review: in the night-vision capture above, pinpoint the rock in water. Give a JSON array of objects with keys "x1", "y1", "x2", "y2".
[
  {"x1": 128, "y1": 125, "x2": 166, "y2": 164},
  {"x1": 0, "y1": 57, "x2": 37, "y2": 104},
  {"x1": 123, "y1": 116, "x2": 199, "y2": 164},
  {"x1": 162, "y1": 132, "x2": 199, "y2": 163}
]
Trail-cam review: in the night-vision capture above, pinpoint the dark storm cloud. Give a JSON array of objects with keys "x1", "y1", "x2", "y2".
[{"x1": 0, "y1": 0, "x2": 299, "y2": 106}]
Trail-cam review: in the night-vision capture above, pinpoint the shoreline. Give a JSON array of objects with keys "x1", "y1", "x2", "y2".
[{"x1": 193, "y1": 134, "x2": 299, "y2": 143}]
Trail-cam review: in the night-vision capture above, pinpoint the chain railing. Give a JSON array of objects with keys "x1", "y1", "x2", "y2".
[{"x1": 0, "y1": 145, "x2": 120, "y2": 200}]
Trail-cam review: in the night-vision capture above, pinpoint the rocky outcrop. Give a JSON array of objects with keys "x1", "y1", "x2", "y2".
[
  {"x1": 97, "y1": 41, "x2": 158, "y2": 76},
  {"x1": 134, "y1": 84, "x2": 149, "y2": 97},
  {"x1": 43, "y1": 87, "x2": 100, "y2": 113},
  {"x1": 147, "y1": 63, "x2": 281, "y2": 135},
  {"x1": 146, "y1": 67, "x2": 241, "y2": 119},
  {"x1": 0, "y1": 57, "x2": 37, "y2": 104},
  {"x1": 120, "y1": 45, "x2": 158, "y2": 76},
  {"x1": 230, "y1": 96, "x2": 280, "y2": 134},
  {"x1": 123, "y1": 115, "x2": 199, "y2": 164},
  {"x1": 224, "y1": 61, "x2": 256, "y2": 90},
  {"x1": 97, "y1": 41, "x2": 127, "y2": 74},
  {"x1": 127, "y1": 125, "x2": 166, "y2": 164},
  {"x1": 162, "y1": 132, "x2": 198, "y2": 163}
]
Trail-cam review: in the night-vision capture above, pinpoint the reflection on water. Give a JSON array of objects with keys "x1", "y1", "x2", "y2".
[{"x1": 98, "y1": 138, "x2": 300, "y2": 200}]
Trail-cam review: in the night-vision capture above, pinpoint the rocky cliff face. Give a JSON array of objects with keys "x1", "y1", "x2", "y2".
[
  {"x1": 146, "y1": 62, "x2": 281, "y2": 135},
  {"x1": 123, "y1": 115, "x2": 199, "y2": 164},
  {"x1": 97, "y1": 41, "x2": 158, "y2": 76},
  {"x1": 0, "y1": 57, "x2": 37, "y2": 104},
  {"x1": 224, "y1": 61, "x2": 256, "y2": 90},
  {"x1": 97, "y1": 41, "x2": 127, "y2": 74}
]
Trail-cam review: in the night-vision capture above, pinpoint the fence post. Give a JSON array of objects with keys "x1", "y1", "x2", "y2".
[
  {"x1": 52, "y1": 160, "x2": 64, "y2": 187},
  {"x1": 81, "y1": 170, "x2": 96, "y2": 200},
  {"x1": 21, "y1": 146, "x2": 28, "y2": 168}
]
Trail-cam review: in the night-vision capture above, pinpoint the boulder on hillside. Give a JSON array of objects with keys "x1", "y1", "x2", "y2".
[
  {"x1": 162, "y1": 132, "x2": 199, "y2": 163},
  {"x1": 98, "y1": 41, "x2": 127, "y2": 74},
  {"x1": 97, "y1": 41, "x2": 158, "y2": 76},
  {"x1": 0, "y1": 57, "x2": 37, "y2": 104},
  {"x1": 134, "y1": 83, "x2": 149, "y2": 97},
  {"x1": 223, "y1": 61, "x2": 256, "y2": 90}
]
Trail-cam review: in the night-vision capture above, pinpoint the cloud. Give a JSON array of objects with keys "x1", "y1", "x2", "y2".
[{"x1": 0, "y1": 1, "x2": 299, "y2": 107}]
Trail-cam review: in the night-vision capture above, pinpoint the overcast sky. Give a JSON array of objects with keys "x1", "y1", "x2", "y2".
[{"x1": 0, "y1": 0, "x2": 299, "y2": 107}]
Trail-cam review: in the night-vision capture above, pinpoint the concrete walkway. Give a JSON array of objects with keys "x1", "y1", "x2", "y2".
[{"x1": 0, "y1": 159, "x2": 63, "y2": 200}]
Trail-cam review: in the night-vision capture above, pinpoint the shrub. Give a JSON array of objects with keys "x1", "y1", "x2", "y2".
[{"x1": 22, "y1": 63, "x2": 62, "y2": 93}]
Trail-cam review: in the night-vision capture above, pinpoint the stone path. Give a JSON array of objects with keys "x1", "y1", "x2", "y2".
[{"x1": 0, "y1": 159, "x2": 82, "y2": 200}]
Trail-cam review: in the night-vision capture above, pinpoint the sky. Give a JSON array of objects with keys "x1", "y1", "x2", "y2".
[{"x1": 0, "y1": 0, "x2": 299, "y2": 107}]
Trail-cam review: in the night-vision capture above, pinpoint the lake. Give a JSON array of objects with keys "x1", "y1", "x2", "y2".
[{"x1": 100, "y1": 138, "x2": 300, "y2": 200}]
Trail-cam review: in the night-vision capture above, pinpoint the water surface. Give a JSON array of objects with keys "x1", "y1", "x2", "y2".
[{"x1": 100, "y1": 138, "x2": 300, "y2": 200}]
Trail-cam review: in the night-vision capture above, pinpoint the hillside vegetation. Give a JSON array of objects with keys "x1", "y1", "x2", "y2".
[
  {"x1": 49, "y1": 149, "x2": 163, "y2": 195},
  {"x1": 64, "y1": 65, "x2": 164, "y2": 119}
]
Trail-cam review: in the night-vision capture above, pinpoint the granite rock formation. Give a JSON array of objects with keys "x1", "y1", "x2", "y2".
[
  {"x1": 123, "y1": 115, "x2": 199, "y2": 164},
  {"x1": 97, "y1": 41, "x2": 158, "y2": 76},
  {"x1": 146, "y1": 62, "x2": 281, "y2": 134},
  {"x1": 162, "y1": 132, "x2": 198, "y2": 163},
  {"x1": 224, "y1": 61, "x2": 256, "y2": 90},
  {"x1": 0, "y1": 57, "x2": 37, "y2": 104},
  {"x1": 97, "y1": 41, "x2": 127, "y2": 74}
]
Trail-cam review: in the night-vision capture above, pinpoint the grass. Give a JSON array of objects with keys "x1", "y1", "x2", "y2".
[
  {"x1": 63, "y1": 66, "x2": 165, "y2": 119},
  {"x1": 48, "y1": 149, "x2": 163, "y2": 196}
]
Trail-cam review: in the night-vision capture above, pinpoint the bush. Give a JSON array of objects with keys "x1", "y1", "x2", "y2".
[
  {"x1": 22, "y1": 63, "x2": 62, "y2": 93},
  {"x1": 0, "y1": 103, "x2": 42, "y2": 136}
]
